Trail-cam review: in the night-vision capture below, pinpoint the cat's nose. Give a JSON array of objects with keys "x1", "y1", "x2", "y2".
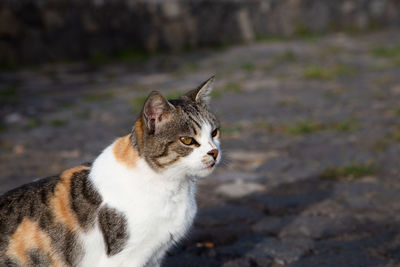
[{"x1": 207, "y1": 149, "x2": 219, "y2": 160}]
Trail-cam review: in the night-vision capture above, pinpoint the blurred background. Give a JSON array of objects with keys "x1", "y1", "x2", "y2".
[{"x1": 1, "y1": 0, "x2": 400, "y2": 266}]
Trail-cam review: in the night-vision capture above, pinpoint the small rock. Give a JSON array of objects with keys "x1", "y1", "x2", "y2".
[
  {"x1": 218, "y1": 236, "x2": 312, "y2": 265},
  {"x1": 279, "y1": 215, "x2": 358, "y2": 239},
  {"x1": 216, "y1": 180, "x2": 265, "y2": 198},
  {"x1": 164, "y1": 253, "x2": 220, "y2": 267},
  {"x1": 13, "y1": 145, "x2": 25, "y2": 155},
  {"x1": 390, "y1": 85, "x2": 400, "y2": 95},
  {"x1": 228, "y1": 150, "x2": 280, "y2": 171},
  {"x1": 196, "y1": 204, "x2": 263, "y2": 227},
  {"x1": 222, "y1": 258, "x2": 254, "y2": 267},
  {"x1": 5, "y1": 113, "x2": 22, "y2": 124},
  {"x1": 251, "y1": 216, "x2": 291, "y2": 235}
]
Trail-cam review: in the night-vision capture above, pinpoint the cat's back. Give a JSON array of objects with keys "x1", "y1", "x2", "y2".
[{"x1": 0, "y1": 163, "x2": 102, "y2": 267}]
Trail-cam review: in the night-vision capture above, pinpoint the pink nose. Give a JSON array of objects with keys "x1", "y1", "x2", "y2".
[{"x1": 207, "y1": 149, "x2": 219, "y2": 160}]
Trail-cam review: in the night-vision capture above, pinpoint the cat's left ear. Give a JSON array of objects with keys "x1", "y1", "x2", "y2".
[
  {"x1": 185, "y1": 76, "x2": 215, "y2": 106},
  {"x1": 142, "y1": 91, "x2": 175, "y2": 134}
]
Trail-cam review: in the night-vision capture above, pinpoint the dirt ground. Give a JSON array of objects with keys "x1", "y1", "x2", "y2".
[{"x1": 1, "y1": 30, "x2": 400, "y2": 266}]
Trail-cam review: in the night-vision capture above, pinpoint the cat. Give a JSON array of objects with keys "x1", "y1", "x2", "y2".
[{"x1": 0, "y1": 76, "x2": 221, "y2": 267}]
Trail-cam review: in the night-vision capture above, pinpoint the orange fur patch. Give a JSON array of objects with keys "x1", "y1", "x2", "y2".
[
  {"x1": 6, "y1": 219, "x2": 63, "y2": 266},
  {"x1": 50, "y1": 165, "x2": 89, "y2": 231},
  {"x1": 113, "y1": 135, "x2": 139, "y2": 168},
  {"x1": 135, "y1": 119, "x2": 144, "y2": 149}
]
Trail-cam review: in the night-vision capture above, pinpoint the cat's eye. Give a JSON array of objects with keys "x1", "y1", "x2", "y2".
[
  {"x1": 211, "y1": 128, "x2": 219, "y2": 137},
  {"x1": 180, "y1": 136, "x2": 195, "y2": 146}
]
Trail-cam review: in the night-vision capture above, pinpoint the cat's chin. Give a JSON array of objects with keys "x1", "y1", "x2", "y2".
[{"x1": 193, "y1": 166, "x2": 216, "y2": 178}]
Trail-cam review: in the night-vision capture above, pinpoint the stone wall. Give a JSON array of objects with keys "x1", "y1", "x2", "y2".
[{"x1": 1, "y1": 0, "x2": 399, "y2": 67}]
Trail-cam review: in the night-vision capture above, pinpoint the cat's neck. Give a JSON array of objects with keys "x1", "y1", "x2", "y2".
[{"x1": 89, "y1": 133, "x2": 195, "y2": 199}]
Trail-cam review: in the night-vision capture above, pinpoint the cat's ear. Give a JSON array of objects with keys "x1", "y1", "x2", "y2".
[
  {"x1": 185, "y1": 76, "x2": 215, "y2": 106},
  {"x1": 142, "y1": 91, "x2": 175, "y2": 134}
]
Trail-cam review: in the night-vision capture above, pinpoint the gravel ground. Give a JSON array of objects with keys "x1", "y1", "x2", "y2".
[{"x1": 1, "y1": 30, "x2": 400, "y2": 266}]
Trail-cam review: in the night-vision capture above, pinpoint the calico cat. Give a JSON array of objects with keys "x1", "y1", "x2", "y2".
[{"x1": 0, "y1": 76, "x2": 221, "y2": 267}]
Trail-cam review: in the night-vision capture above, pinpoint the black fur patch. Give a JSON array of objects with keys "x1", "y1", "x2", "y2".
[
  {"x1": 70, "y1": 169, "x2": 102, "y2": 230},
  {"x1": 47, "y1": 223, "x2": 82, "y2": 266},
  {"x1": 0, "y1": 257, "x2": 19, "y2": 267},
  {"x1": 98, "y1": 205, "x2": 129, "y2": 256},
  {"x1": 27, "y1": 248, "x2": 51, "y2": 267}
]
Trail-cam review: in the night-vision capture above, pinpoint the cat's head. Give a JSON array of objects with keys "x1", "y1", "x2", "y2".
[{"x1": 134, "y1": 76, "x2": 221, "y2": 178}]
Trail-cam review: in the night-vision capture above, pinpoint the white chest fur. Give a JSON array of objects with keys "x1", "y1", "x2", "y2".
[{"x1": 82, "y1": 145, "x2": 198, "y2": 267}]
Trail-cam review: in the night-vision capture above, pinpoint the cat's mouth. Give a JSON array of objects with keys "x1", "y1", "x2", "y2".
[{"x1": 207, "y1": 162, "x2": 216, "y2": 169}]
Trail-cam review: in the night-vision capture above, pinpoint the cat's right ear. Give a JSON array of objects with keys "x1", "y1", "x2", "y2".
[
  {"x1": 185, "y1": 76, "x2": 215, "y2": 106},
  {"x1": 142, "y1": 91, "x2": 175, "y2": 135}
]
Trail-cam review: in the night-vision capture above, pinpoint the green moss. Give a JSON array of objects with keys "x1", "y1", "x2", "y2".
[
  {"x1": 254, "y1": 122, "x2": 274, "y2": 132},
  {"x1": 210, "y1": 41, "x2": 230, "y2": 51},
  {"x1": 223, "y1": 82, "x2": 243, "y2": 93},
  {"x1": 367, "y1": 19, "x2": 382, "y2": 31},
  {"x1": 322, "y1": 45, "x2": 345, "y2": 55},
  {"x1": 0, "y1": 122, "x2": 6, "y2": 132},
  {"x1": 372, "y1": 75, "x2": 396, "y2": 87},
  {"x1": 241, "y1": 62, "x2": 256, "y2": 72},
  {"x1": 264, "y1": 118, "x2": 360, "y2": 136},
  {"x1": 277, "y1": 98, "x2": 301, "y2": 107},
  {"x1": 106, "y1": 72, "x2": 117, "y2": 81},
  {"x1": 179, "y1": 62, "x2": 200, "y2": 74},
  {"x1": 255, "y1": 34, "x2": 288, "y2": 42},
  {"x1": 0, "y1": 85, "x2": 18, "y2": 105},
  {"x1": 304, "y1": 64, "x2": 357, "y2": 80},
  {"x1": 60, "y1": 102, "x2": 76, "y2": 110},
  {"x1": 115, "y1": 49, "x2": 153, "y2": 64},
  {"x1": 331, "y1": 64, "x2": 357, "y2": 77},
  {"x1": 394, "y1": 108, "x2": 400, "y2": 117},
  {"x1": 393, "y1": 127, "x2": 400, "y2": 142},
  {"x1": 131, "y1": 91, "x2": 184, "y2": 113},
  {"x1": 221, "y1": 125, "x2": 242, "y2": 136},
  {"x1": 75, "y1": 109, "x2": 91, "y2": 119},
  {"x1": 286, "y1": 120, "x2": 324, "y2": 135},
  {"x1": 331, "y1": 118, "x2": 359, "y2": 132},
  {"x1": 273, "y1": 50, "x2": 296, "y2": 62},
  {"x1": 319, "y1": 163, "x2": 379, "y2": 181},
  {"x1": 392, "y1": 58, "x2": 400, "y2": 67},
  {"x1": 50, "y1": 119, "x2": 68, "y2": 127},
  {"x1": 131, "y1": 95, "x2": 148, "y2": 113},
  {"x1": 27, "y1": 119, "x2": 41, "y2": 129},
  {"x1": 89, "y1": 52, "x2": 110, "y2": 65},
  {"x1": 294, "y1": 24, "x2": 321, "y2": 41},
  {"x1": 304, "y1": 65, "x2": 332, "y2": 80},
  {"x1": 210, "y1": 90, "x2": 222, "y2": 99},
  {"x1": 372, "y1": 126, "x2": 400, "y2": 151},
  {"x1": 89, "y1": 48, "x2": 153, "y2": 65},
  {"x1": 372, "y1": 136, "x2": 392, "y2": 151},
  {"x1": 83, "y1": 91, "x2": 114, "y2": 102},
  {"x1": 371, "y1": 45, "x2": 400, "y2": 58},
  {"x1": 0, "y1": 57, "x2": 19, "y2": 71},
  {"x1": 165, "y1": 91, "x2": 183, "y2": 100}
]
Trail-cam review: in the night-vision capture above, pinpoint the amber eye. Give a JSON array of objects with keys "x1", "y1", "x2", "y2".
[
  {"x1": 211, "y1": 128, "x2": 219, "y2": 137},
  {"x1": 180, "y1": 136, "x2": 194, "y2": 145}
]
